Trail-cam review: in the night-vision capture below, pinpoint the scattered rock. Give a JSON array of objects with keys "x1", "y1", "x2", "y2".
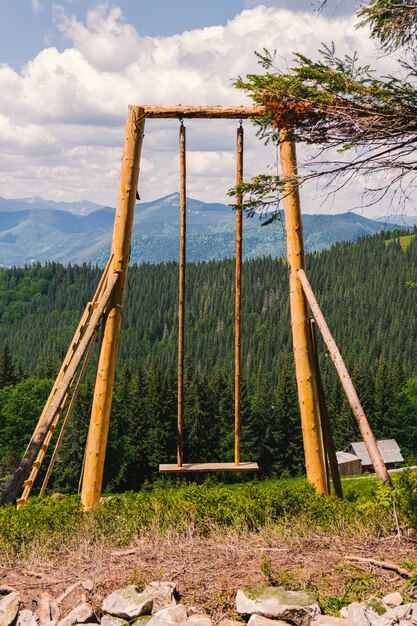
[
  {"x1": 102, "y1": 586, "x2": 152, "y2": 620},
  {"x1": 364, "y1": 609, "x2": 391, "y2": 626},
  {"x1": 57, "y1": 584, "x2": 87, "y2": 618},
  {"x1": 341, "y1": 602, "x2": 370, "y2": 626},
  {"x1": 57, "y1": 603, "x2": 94, "y2": 626},
  {"x1": 384, "y1": 604, "x2": 413, "y2": 622},
  {"x1": 16, "y1": 610, "x2": 37, "y2": 626},
  {"x1": 184, "y1": 616, "x2": 212, "y2": 625},
  {"x1": 365, "y1": 598, "x2": 387, "y2": 616},
  {"x1": 236, "y1": 587, "x2": 320, "y2": 626},
  {"x1": 82, "y1": 582, "x2": 94, "y2": 593},
  {"x1": 217, "y1": 620, "x2": 241, "y2": 626},
  {"x1": 247, "y1": 616, "x2": 290, "y2": 625},
  {"x1": 312, "y1": 616, "x2": 356, "y2": 626},
  {"x1": 101, "y1": 616, "x2": 129, "y2": 626},
  {"x1": 147, "y1": 605, "x2": 187, "y2": 625},
  {"x1": 142, "y1": 582, "x2": 177, "y2": 613},
  {"x1": 383, "y1": 592, "x2": 403, "y2": 609},
  {"x1": 35, "y1": 591, "x2": 59, "y2": 626},
  {"x1": 0, "y1": 592, "x2": 20, "y2": 626}
]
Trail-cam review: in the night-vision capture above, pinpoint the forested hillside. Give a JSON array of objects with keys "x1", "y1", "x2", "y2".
[{"x1": 0, "y1": 230, "x2": 415, "y2": 494}]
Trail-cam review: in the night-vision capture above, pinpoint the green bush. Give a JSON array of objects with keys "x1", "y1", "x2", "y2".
[{"x1": 1, "y1": 476, "x2": 415, "y2": 559}]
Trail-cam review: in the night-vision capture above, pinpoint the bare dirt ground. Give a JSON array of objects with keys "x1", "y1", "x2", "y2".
[{"x1": 2, "y1": 528, "x2": 417, "y2": 622}]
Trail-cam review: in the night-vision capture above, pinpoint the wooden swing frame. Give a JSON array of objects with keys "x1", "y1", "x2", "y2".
[{"x1": 1, "y1": 105, "x2": 391, "y2": 512}]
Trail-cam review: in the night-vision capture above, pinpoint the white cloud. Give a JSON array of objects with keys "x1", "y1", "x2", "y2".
[
  {"x1": 0, "y1": 3, "x2": 399, "y2": 213},
  {"x1": 31, "y1": 0, "x2": 42, "y2": 14}
]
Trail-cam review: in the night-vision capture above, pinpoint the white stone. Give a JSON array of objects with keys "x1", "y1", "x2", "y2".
[
  {"x1": 103, "y1": 587, "x2": 152, "y2": 620},
  {"x1": 382, "y1": 592, "x2": 403, "y2": 608},
  {"x1": 184, "y1": 616, "x2": 212, "y2": 626},
  {"x1": 218, "y1": 621, "x2": 241, "y2": 626},
  {"x1": 343, "y1": 603, "x2": 370, "y2": 626},
  {"x1": 57, "y1": 603, "x2": 94, "y2": 626},
  {"x1": 312, "y1": 616, "x2": 356, "y2": 626},
  {"x1": 142, "y1": 582, "x2": 177, "y2": 613},
  {"x1": 101, "y1": 616, "x2": 128, "y2": 626},
  {"x1": 0, "y1": 593, "x2": 21, "y2": 626},
  {"x1": 384, "y1": 604, "x2": 412, "y2": 622},
  {"x1": 147, "y1": 605, "x2": 187, "y2": 625},
  {"x1": 236, "y1": 587, "x2": 320, "y2": 626},
  {"x1": 248, "y1": 616, "x2": 290, "y2": 626},
  {"x1": 16, "y1": 610, "x2": 37, "y2": 626}
]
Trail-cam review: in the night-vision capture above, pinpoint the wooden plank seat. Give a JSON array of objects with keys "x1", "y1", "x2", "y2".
[{"x1": 159, "y1": 461, "x2": 259, "y2": 473}]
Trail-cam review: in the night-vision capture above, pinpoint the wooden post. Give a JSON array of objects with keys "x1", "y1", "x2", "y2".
[
  {"x1": 298, "y1": 268, "x2": 392, "y2": 486},
  {"x1": 235, "y1": 123, "x2": 243, "y2": 466},
  {"x1": 279, "y1": 129, "x2": 329, "y2": 496},
  {"x1": 81, "y1": 106, "x2": 145, "y2": 510},
  {"x1": 178, "y1": 122, "x2": 186, "y2": 467},
  {"x1": 309, "y1": 319, "x2": 343, "y2": 499}
]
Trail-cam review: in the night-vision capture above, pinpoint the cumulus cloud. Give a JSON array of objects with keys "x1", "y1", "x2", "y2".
[{"x1": 0, "y1": 3, "x2": 395, "y2": 212}]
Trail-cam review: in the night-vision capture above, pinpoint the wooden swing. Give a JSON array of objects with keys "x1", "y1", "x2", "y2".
[{"x1": 159, "y1": 119, "x2": 258, "y2": 473}]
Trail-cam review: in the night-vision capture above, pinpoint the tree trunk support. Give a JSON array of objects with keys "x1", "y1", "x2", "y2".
[
  {"x1": 298, "y1": 268, "x2": 392, "y2": 485},
  {"x1": 39, "y1": 330, "x2": 98, "y2": 498},
  {"x1": 279, "y1": 129, "x2": 329, "y2": 496},
  {"x1": 309, "y1": 318, "x2": 343, "y2": 499},
  {"x1": 81, "y1": 106, "x2": 145, "y2": 511}
]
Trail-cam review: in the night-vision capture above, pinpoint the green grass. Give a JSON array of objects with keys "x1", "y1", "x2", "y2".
[
  {"x1": 1, "y1": 470, "x2": 416, "y2": 560},
  {"x1": 385, "y1": 233, "x2": 416, "y2": 251}
]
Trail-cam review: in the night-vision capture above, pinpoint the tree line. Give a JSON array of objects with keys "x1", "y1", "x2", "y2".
[{"x1": 0, "y1": 230, "x2": 416, "y2": 493}]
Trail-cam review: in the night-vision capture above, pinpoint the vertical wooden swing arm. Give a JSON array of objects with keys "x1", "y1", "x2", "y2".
[
  {"x1": 235, "y1": 124, "x2": 243, "y2": 466},
  {"x1": 81, "y1": 106, "x2": 145, "y2": 511},
  {"x1": 298, "y1": 269, "x2": 392, "y2": 486},
  {"x1": 177, "y1": 122, "x2": 186, "y2": 467},
  {"x1": 279, "y1": 129, "x2": 329, "y2": 496}
]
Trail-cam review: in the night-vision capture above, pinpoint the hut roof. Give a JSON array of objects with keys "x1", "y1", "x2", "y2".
[
  {"x1": 349, "y1": 440, "x2": 404, "y2": 466},
  {"x1": 336, "y1": 452, "x2": 360, "y2": 464}
]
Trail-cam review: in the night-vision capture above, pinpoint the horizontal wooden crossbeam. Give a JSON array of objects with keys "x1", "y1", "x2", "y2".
[
  {"x1": 139, "y1": 106, "x2": 265, "y2": 119},
  {"x1": 159, "y1": 461, "x2": 259, "y2": 473}
]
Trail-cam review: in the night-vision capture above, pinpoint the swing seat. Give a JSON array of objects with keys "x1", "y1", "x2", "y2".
[{"x1": 159, "y1": 461, "x2": 259, "y2": 473}]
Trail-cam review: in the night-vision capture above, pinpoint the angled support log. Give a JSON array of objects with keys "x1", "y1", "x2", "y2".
[
  {"x1": 81, "y1": 106, "x2": 145, "y2": 510},
  {"x1": 298, "y1": 268, "x2": 392, "y2": 486},
  {"x1": 279, "y1": 129, "x2": 329, "y2": 496},
  {"x1": 1, "y1": 271, "x2": 120, "y2": 506},
  {"x1": 39, "y1": 330, "x2": 98, "y2": 498}
]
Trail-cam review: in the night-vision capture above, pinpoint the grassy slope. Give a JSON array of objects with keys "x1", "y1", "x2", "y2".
[{"x1": 385, "y1": 233, "x2": 417, "y2": 251}]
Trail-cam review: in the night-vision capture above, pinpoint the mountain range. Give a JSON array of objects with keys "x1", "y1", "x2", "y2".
[{"x1": 0, "y1": 193, "x2": 413, "y2": 267}]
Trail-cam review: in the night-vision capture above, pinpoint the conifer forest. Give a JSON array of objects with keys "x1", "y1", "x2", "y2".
[{"x1": 0, "y1": 230, "x2": 415, "y2": 494}]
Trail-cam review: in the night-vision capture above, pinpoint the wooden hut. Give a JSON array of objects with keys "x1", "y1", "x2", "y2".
[
  {"x1": 348, "y1": 440, "x2": 404, "y2": 472},
  {"x1": 336, "y1": 451, "x2": 362, "y2": 476}
]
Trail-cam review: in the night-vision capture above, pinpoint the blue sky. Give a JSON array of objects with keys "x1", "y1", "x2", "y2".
[
  {"x1": 0, "y1": 0, "x2": 354, "y2": 68},
  {"x1": 1, "y1": 1, "x2": 247, "y2": 67},
  {"x1": 0, "y1": 1, "x2": 391, "y2": 215}
]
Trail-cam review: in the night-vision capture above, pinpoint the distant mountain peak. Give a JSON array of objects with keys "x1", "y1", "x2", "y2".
[{"x1": 160, "y1": 193, "x2": 180, "y2": 204}]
